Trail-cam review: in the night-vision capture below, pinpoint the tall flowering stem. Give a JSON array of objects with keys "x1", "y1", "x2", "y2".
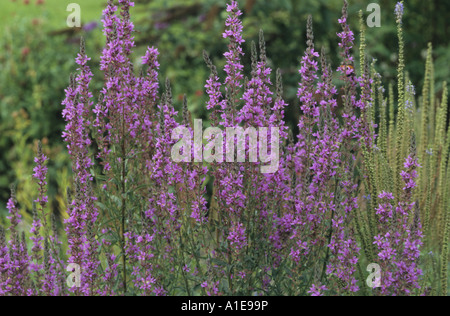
[
  {"x1": 95, "y1": 0, "x2": 139, "y2": 293},
  {"x1": 222, "y1": 0, "x2": 245, "y2": 126},
  {"x1": 28, "y1": 141, "x2": 49, "y2": 294},
  {"x1": 33, "y1": 141, "x2": 49, "y2": 228},
  {"x1": 5, "y1": 186, "x2": 30, "y2": 296},
  {"x1": 62, "y1": 36, "x2": 99, "y2": 295}
]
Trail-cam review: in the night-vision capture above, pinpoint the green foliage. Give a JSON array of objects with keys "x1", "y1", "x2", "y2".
[
  {"x1": 132, "y1": 0, "x2": 449, "y2": 118},
  {"x1": 0, "y1": 17, "x2": 102, "y2": 216}
]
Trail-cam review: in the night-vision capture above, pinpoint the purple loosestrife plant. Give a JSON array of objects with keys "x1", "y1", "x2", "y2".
[
  {"x1": 62, "y1": 36, "x2": 100, "y2": 295},
  {"x1": 33, "y1": 142, "x2": 49, "y2": 215},
  {"x1": 29, "y1": 203, "x2": 43, "y2": 293},
  {"x1": 92, "y1": 0, "x2": 181, "y2": 295},
  {"x1": 94, "y1": 0, "x2": 146, "y2": 293},
  {"x1": 5, "y1": 187, "x2": 30, "y2": 296},
  {"x1": 0, "y1": 0, "x2": 443, "y2": 297},
  {"x1": 204, "y1": 51, "x2": 226, "y2": 127},
  {"x1": 202, "y1": 0, "x2": 249, "y2": 295},
  {"x1": 202, "y1": 1, "x2": 294, "y2": 295},
  {"x1": 284, "y1": 4, "x2": 368, "y2": 295},
  {"x1": 222, "y1": 0, "x2": 245, "y2": 126},
  {"x1": 238, "y1": 34, "x2": 273, "y2": 128},
  {"x1": 41, "y1": 239, "x2": 57, "y2": 296},
  {"x1": 141, "y1": 81, "x2": 184, "y2": 295},
  {"x1": 0, "y1": 225, "x2": 10, "y2": 295},
  {"x1": 290, "y1": 21, "x2": 330, "y2": 269},
  {"x1": 29, "y1": 142, "x2": 48, "y2": 294},
  {"x1": 337, "y1": 1, "x2": 361, "y2": 142}
]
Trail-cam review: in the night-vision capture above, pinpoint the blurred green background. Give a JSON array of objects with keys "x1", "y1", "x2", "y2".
[{"x1": 0, "y1": 0, "x2": 449, "y2": 222}]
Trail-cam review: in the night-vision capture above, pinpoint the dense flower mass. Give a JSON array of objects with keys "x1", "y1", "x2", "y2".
[
  {"x1": 0, "y1": 0, "x2": 448, "y2": 297},
  {"x1": 374, "y1": 152, "x2": 423, "y2": 296}
]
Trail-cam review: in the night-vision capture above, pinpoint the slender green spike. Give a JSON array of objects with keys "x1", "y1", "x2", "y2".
[
  {"x1": 259, "y1": 29, "x2": 267, "y2": 64},
  {"x1": 182, "y1": 95, "x2": 190, "y2": 127},
  {"x1": 420, "y1": 44, "x2": 433, "y2": 159},
  {"x1": 437, "y1": 83, "x2": 448, "y2": 244},
  {"x1": 361, "y1": 140, "x2": 378, "y2": 248},
  {"x1": 436, "y1": 82, "x2": 448, "y2": 150},
  {"x1": 419, "y1": 44, "x2": 434, "y2": 212},
  {"x1": 441, "y1": 167, "x2": 450, "y2": 296},
  {"x1": 404, "y1": 79, "x2": 416, "y2": 158},
  {"x1": 165, "y1": 78, "x2": 173, "y2": 107},
  {"x1": 359, "y1": 10, "x2": 366, "y2": 76},
  {"x1": 396, "y1": 2, "x2": 405, "y2": 110},
  {"x1": 430, "y1": 58, "x2": 436, "y2": 144},
  {"x1": 379, "y1": 150, "x2": 393, "y2": 193},
  {"x1": 379, "y1": 96, "x2": 388, "y2": 158},
  {"x1": 203, "y1": 50, "x2": 218, "y2": 78},
  {"x1": 80, "y1": 37, "x2": 85, "y2": 56},
  {"x1": 395, "y1": 96, "x2": 405, "y2": 200},
  {"x1": 370, "y1": 60, "x2": 378, "y2": 134},
  {"x1": 446, "y1": 107, "x2": 450, "y2": 171},
  {"x1": 423, "y1": 154, "x2": 432, "y2": 242},
  {"x1": 251, "y1": 41, "x2": 258, "y2": 76},
  {"x1": 0, "y1": 225, "x2": 5, "y2": 249},
  {"x1": 306, "y1": 15, "x2": 314, "y2": 51},
  {"x1": 394, "y1": 1, "x2": 406, "y2": 201},
  {"x1": 354, "y1": 202, "x2": 374, "y2": 264},
  {"x1": 276, "y1": 68, "x2": 283, "y2": 100},
  {"x1": 388, "y1": 83, "x2": 396, "y2": 167}
]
